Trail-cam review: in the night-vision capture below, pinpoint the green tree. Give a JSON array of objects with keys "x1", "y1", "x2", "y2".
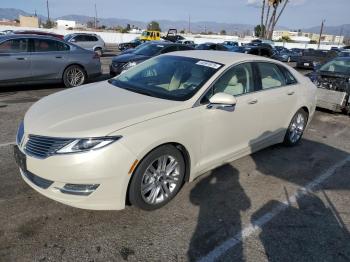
[
  {"x1": 147, "y1": 21, "x2": 161, "y2": 31},
  {"x1": 278, "y1": 35, "x2": 293, "y2": 42},
  {"x1": 220, "y1": 30, "x2": 227, "y2": 35},
  {"x1": 254, "y1": 25, "x2": 265, "y2": 38},
  {"x1": 126, "y1": 24, "x2": 131, "y2": 31}
]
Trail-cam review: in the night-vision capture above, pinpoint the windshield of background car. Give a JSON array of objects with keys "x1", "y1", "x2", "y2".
[
  {"x1": 109, "y1": 55, "x2": 223, "y2": 101},
  {"x1": 64, "y1": 34, "x2": 73, "y2": 41},
  {"x1": 320, "y1": 58, "x2": 350, "y2": 75},
  {"x1": 134, "y1": 44, "x2": 165, "y2": 56}
]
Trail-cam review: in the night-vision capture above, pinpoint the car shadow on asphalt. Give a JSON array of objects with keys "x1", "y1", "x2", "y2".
[
  {"x1": 188, "y1": 164, "x2": 251, "y2": 261},
  {"x1": 188, "y1": 132, "x2": 350, "y2": 261}
]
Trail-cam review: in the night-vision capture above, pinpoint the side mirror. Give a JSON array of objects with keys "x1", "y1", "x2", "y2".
[{"x1": 207, "y1": 92, "x2": 237, "y2": 111}]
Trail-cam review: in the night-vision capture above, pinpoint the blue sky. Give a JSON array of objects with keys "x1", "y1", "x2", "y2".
[{"x1": 1, "y1": 0, "x2": 349, "y2": 28}]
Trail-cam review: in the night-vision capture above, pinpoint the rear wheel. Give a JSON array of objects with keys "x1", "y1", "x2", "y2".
[
  {"x1": 283, "y1": 109, "x2": 308, "y2": 146},
  {"x1": 129, "y1": 145, "x2": 185, "y2": 210},
  {"x1": 63, "y1": 65, "x2": 86, "y2": 88}
]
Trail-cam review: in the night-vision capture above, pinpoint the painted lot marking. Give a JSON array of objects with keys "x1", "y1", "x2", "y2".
[
  {"x1": 0, "y1": 141, "x2": 16, "y2": 148},
  {"x1": 199, "y1": 156, "x2": 350, "y2": 262}
]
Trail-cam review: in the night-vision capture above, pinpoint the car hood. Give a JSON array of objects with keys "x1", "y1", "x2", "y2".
[
  {"x1": 24, "y1": 81, "x2": 187, "y2": 138},
  {"x1": 112, "y1": 53, "x2": 150, "y2": 63}
]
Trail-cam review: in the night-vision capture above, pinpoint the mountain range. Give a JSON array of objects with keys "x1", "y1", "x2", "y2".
[{"x1": 0, "y1": 8, "x2": 349, "y2": 37}]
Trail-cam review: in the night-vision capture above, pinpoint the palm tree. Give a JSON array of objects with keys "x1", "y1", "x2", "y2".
[
  {"x1": 265, "y1": 0, "x2": 290, "y2": 40},
  {"x1": 260, "y1": 0, "x2": 266, "y2": 38}
]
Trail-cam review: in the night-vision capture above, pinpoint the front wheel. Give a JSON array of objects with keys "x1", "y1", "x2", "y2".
[
  {"x1": 63, "y1": 65, "x2": 86, "y2": 88},
  {"x1": 128, "y1": 145, "x2": 185, "y2": 210},
  {"x1": 283, "y1": 109, "x2": 308, "y2": 146}
]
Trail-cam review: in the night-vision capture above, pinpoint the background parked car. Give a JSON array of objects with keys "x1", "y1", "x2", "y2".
[
  {"x1": 223, "y1": 41, "x2": 239, "y2": 47},
  {"x1": 110, "y1": 42, "x2": 194, "y2": 76},
  {"x1": 196, "y1": 43, "x2": 229, "y2": 51},
  {"x1": 307, "y1": 57, "x2": 350, "y2": 114},
  {"x1": 118, "y1": 38, "x2": 144, "y2": 51},
  {"x1": 176, "y1": 40, "x2": 196, "y2": 48},
  {"x1": 13, "y1": 30, "x2": 64, "y2": 39},
  {"x1": 296, "y1": 49, "x2": 337, "y2": 69},
  {"x1": 64, "y1": 33, "x2": 106, "y2": 56},
  {"x1": 0, "y1": 34, "x2": 101, "y2": 88},
  {"x1": 272, "y1": 48, "x2": 300, "y2": 62}
]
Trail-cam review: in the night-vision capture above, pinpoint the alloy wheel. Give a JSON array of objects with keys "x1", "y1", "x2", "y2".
[
  {"x1": 66, "y1": 67, "x2": 85, "y2": 87},
  {"x1": 141, "y1": 155, "x2": 180, "y2": 205},
  {"x1": 289, "y1": 112, "x2": 305, "y2": 143}
]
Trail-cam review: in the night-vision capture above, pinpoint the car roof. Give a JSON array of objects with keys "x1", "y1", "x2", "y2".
[
  {"x1": 0, "y1": 34, "x2": 62, "y2": 41},
  {"x1": 165, "y1": 50, "x2": 274, "y2": 65}
]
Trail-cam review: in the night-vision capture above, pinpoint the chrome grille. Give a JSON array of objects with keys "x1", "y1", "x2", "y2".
[{"x1": 25, "y1": 135, "x2": 73, "y2": 159}]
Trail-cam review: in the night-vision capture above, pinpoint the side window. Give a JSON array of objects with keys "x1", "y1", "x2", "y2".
[
  {"x1": 73, "y1": 35, "x2": 86, "y2": 42},
  {"x1": 279, "y1": 65, "x2": 297, "y2": 85},
  {"x1": 156, "y1": 32, "x2": 160, "y2": 37},
  {"x1": 201, "y1": 63, "x2": 255, "y2": 103},
  {"x1": 161, "y1": 46, "x2": 178, "y2": 54},
  {"x1": 34, "y1": 39, "x2": 68, "y2": 52},
  {"x1": 87, "y1": 36, "x2": 98, "y2": 42},
  {"x1": 257, "y1": 62, "x2": 286, "y2": 89},
  {"x1": 0, "y1": 39, "x2": 28, "y2": 53}
]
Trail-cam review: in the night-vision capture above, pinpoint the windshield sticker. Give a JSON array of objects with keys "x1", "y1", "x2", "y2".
[{"x1": 196, "y1": 61, "x2": 221, "y2": 69}]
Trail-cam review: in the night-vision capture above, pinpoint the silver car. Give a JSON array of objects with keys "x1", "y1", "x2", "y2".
[
  {"x1": 64, "y1": 33, "x2": 106, "y2": 56},
  {"x1": 0, "y1": 35, "x2": 102, "y2": 88}
]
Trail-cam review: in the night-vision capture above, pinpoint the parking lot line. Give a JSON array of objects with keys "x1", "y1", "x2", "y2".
[
  {"x1": 0, "y1": 141, "x2": 16, "y2": 148},
  {"x1": 198, "y1": 155, "x2": 350, "y2": 262}
]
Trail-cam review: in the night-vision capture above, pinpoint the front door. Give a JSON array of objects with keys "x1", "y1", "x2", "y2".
[
  {"x1": 0, "y1": 38, "x2": 31, "y2": 82},
  {"x1": 198, "y1": 62, "x2": 264, "y2": 171}
]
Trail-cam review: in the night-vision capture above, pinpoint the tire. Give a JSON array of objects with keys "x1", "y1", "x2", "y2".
[
  {"x1": 128, "y1": 145, "x2": 185, "y2": 210},
  {"x1": 94, "y1": 48, "x2": 103, "y2": 57},
  {"x1": 63, "y1": 65, "x2": 86, "y2": 88},
  {"x1": 283, "y1": 109, "x2": 308, "y2": 146}
]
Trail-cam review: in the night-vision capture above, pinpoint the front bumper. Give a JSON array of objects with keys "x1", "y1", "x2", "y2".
[{"x1": 16, "y1": 141, "x2": 136, "y2": 210}]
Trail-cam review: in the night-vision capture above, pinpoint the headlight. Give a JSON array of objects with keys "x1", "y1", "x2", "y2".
[
  {"x1": 56, "y1": 136, "x2": 121, "y2": 154},
  {"x1": 123, "y1": 61, "x2": 138, "y2": 70}
]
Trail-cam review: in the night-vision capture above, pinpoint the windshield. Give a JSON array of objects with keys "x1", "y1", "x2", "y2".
[
  {"x1": 319, "y1": 58, "x2": 350, "y2": 75},
  {"x1": 109, "y1": 55, "x2": 223, "y2": 101},
  {"x1": 141, "y1": 31, "x2": 150, "y2": 37},
  {"x1": 134, "y1": 44, "x2": 165, "y2": 56},
  {"x1": 64, "y1": 34, "x2": 74, "y2": 41}
]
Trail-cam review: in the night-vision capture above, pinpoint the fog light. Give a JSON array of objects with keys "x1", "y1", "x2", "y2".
[{"x1": 59, "y1": 184, "x2": 100, "y2": 196}]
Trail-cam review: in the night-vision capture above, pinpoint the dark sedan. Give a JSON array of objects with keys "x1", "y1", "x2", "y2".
[
  {"x1": 296, "y1": 49, "x2": 337, "y2": 70},
  {"x1": 196, "y1": 43, "x2": 229, "y2": 51},
  {"x1": 118, "y1": 38, "x2": 144, "y2": 51},
  {"x1": 110, "y1": 42, "x2": 194, "y2": 76},
  {"x1": 0, "y1": 35, "x2": 101, "y2": 88}
]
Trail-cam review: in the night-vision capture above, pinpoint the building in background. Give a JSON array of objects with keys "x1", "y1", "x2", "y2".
[
  {"x1": 273, "y1": 30, "x2": 344, "y2": 44},
  {"x1": 19, "y1": 15, "x2": 39, "y2": 28}
]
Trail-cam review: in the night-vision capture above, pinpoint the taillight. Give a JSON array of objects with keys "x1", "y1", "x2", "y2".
[{"x1": 93, "y1": 53, "x2": 100, "y2": 59}]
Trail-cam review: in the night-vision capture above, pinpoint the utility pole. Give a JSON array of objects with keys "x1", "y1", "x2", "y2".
[
  {"x1": 338, "y1": 26, "x2": 343, "y2": 46},
  {"x1": 188, "y1": 14, "x2": 191, "y2": 34},
  {"x1": 317, "y1": 19, "x2": 325, "y2": 49},
  {"x1": 46, "y1": 0, "x2": 50, "y2": 22},
  {"x1": 94, "y1": 3, "x2": 98, "y2": 29}
]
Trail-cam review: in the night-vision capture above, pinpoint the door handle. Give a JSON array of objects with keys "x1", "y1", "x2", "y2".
[
  {"x1": 55, "y1": 56, "x2": 63, "y2": 59},
  {"x1": 16, "y1": 57, "x2": 26, "y2": 60},
  {"x1": 248, "y1": 99, "x2": 258, "y2": 105},
  {"x1": 287, "y1": 91, "x2": 295, "y2": 95}
]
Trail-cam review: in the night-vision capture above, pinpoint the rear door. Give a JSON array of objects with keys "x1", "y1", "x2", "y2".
[
  {"x1": 30, "y1": 38, "x2": 70, "y2": 81},
  {"x1": 254, "y1": 62, "x2": 299, "y2": 137},
  {"x1": 0, "y1": 38, "x2": 31, "y2": 82}
]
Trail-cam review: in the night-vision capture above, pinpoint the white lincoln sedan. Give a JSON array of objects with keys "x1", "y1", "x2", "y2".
[{"x1": 14, "y1": 51, "x2": 317, "y2": 210}]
